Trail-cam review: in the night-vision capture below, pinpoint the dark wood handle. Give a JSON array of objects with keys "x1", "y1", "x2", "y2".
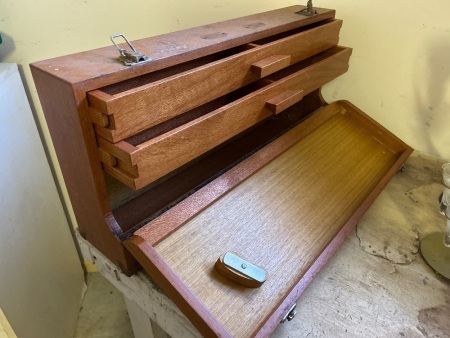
[{"x1": 266, "y1": 89, "x2": 304, "y2": 114}]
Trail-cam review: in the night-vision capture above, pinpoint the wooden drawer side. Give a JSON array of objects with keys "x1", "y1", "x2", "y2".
[
  {"x1": 88, "y1": 20, "x2": 343, "y2": 142},
  {"x1": 99, "y1": 46, "x2": 352, "y2": 190}
]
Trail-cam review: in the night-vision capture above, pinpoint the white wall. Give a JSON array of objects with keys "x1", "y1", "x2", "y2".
[
  {"x1": 0, "y1": 64, "x2": 84, "y2": 337},
  {"x1": 1, "y1": 0, "x2": 449, "y2": 221}
]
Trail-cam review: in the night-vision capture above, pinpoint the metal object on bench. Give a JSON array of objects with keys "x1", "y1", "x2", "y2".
[
  {"x1": 215, "y1": 252, "x2": 267, "y2": 288},
  {"x1": 110, "y1": 33, "x2": 151, "y2": 66}
]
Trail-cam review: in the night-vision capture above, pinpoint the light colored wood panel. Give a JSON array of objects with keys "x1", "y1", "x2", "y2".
[
  {"x1": 100, "y1": 47, "x2": 351, "y2": 190},
  {"x1": 90, "y1": 20, "x2": 342, "y2": 142},
  {"x1": 152, "y1": 106, "x2": 405, "y2": 337}
]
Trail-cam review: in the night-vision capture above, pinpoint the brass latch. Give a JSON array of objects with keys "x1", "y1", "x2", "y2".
[{"x1": 110, "y1": 34, "x2": 151, "y2": 66}]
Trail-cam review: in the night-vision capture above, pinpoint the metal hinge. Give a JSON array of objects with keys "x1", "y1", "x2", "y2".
[{"x1": 110, "y1": 33, "x2": 152, "y2": 66}]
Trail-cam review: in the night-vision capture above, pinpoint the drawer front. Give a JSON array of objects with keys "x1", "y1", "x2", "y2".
[
  {"x1": 88, "y1": 20, "x2": 342, "y2": 143},
  {"x1": 98, "y1": 47, "x2": 352, "y2": 190}
]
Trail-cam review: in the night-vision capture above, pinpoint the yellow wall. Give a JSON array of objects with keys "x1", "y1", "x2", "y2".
[
  {"x1": 2, "y1": 0, "x2": 450, "y2": 230},
  {"x1": 317, "y1": 0, "x2": 450, "y2": 161}
]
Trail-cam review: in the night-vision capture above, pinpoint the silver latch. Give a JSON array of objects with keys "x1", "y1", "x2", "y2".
[
  {"x1": 296, "y1": 0, "x2": 317, "y2": 16},
  {"x1": 281, "y1": 303, "x2": 297, "y2": 323},
  {"x1": 215, "y1": 252, "x2": 267, "y2": 288},
  {"x1": 110, "y1": 34, "x2": 151, "y2": 66}
]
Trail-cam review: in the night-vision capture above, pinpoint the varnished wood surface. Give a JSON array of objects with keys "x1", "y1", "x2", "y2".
[
  {"x1": 30, "y1": 67, "x2": 139, "y2": 275},
  {"x1": 88, "y1": 20, "x2": 342, "y2": 142},
  {"x1": 130, "y1": 101, "x2": 412, "y2": 337},
  {"x1": 99, "y1": 47, "x2": 352, "y2": 190},
  {"x1": 30, "y1": 6, "x2": 335, "y2": 90}
]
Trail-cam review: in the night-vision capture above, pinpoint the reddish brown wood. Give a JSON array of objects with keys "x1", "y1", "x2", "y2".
[
  {"x1": 31, "y1": 6, "x2": 336, "y2": 91},
  {"x1": 251, "y1": 54, "x2": 292, "y2": 78},
  {"x1": 88, "y1": 20, "x2": 342, "y2": 142},
  {"x1": 98, "y1": 47, "x2": 352, "y2": 189},
  {"x1": 30, "y1": 68, "x2": 139, "y2": 275},
  {"x1": 266, "y1": 89, "x2": 304, "y2": 114}
]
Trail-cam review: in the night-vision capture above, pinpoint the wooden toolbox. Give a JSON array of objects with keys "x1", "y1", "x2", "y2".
[{"x1": 31, "y1": 5, "x2": 412, "y2": 337}]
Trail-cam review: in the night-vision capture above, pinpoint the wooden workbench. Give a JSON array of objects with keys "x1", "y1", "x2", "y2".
[{"x1": 78, "y1": 151, "x2": 450, "y2": 337}]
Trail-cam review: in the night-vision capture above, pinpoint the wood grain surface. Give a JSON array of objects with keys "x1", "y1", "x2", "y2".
[
  {"x1": 99, "y1": 47, "x2": 352, "y2": 190},
  {"x1": 89, "y1": 20, "x2": 342, "y2": 142},
  {"x1": 110, "y1": 90, "x2": 325, "y2": 234},
  {"x1": 30, "y1": 6, "x2": 335, "y2": 90},
  {"x1": 130, "y1": 101, "x2": 412, "y2": 337},
  {"x1": 30, "y1": 67, "x2": 139, "y2": 275}
]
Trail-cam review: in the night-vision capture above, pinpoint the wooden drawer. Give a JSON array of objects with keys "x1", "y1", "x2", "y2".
[
  {"x1": 88, "y1": 20, "x2": 343, "y2": 143},
  {"x1": 98, "y1": 46, "x2": 352, "y2": 190}
]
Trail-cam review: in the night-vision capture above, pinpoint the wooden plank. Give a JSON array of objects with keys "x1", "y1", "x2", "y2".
[
  {"x1": 129, "y1": 101, "x2": 412, "y2": 337},
  {"x1": 30, "y1": 6, "x2": 336, "y2": 90},
  {"x1": 99, "y1": 47, "x2": 351, "y2": 190},
  {"x1": 89, "y1": 20, "x2": 342, "y2": 142},
  {"x1": 30, "y1": 67, "x2": 140, "y2": 275}
]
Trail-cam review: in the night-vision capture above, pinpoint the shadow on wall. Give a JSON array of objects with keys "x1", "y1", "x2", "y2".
[
  {"x1": 414, "y1": 38, "x2": 450, "y2": 159},
  {"x1": 0, "y1": 33, "x2": 15, "y2": 61}
]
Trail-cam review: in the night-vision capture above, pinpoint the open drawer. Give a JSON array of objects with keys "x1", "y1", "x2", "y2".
[
  {"x1": 88, "y1": 20, "x2": 343, "y2": 143},
  {"x1": 99, "y1": 46, "x2": 352, "y2": 190},
  {"x1": 123, "y1": 101, "x2": 412, "y2": 337}
]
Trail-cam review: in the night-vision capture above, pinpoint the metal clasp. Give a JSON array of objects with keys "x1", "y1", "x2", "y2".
[
  {"x1": 281, "y1": 303, "x2": 297, "y2": 323},
  {"x1": 296, "y1": 0, "x2": 317, "y2": 16},
  {"x1": 110, "y1": 33, "x2": 151, "y2": 66}
]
